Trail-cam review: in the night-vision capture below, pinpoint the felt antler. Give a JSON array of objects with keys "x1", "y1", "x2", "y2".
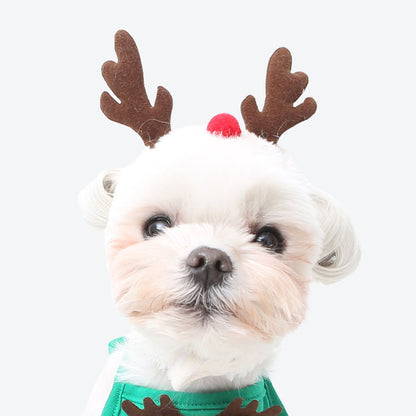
[
  {"x1": 241, "y1": 48, "x2": 317, "y2": 143},
  {"x1": 101, "y1": 30, "x2": 173, "y2": 147},
  {"x1": 217, "y1": 398, "x2": 282, "y2": 416},
  {"x1": 122, "y1": 395, "x2": 182, "y2": 416}
]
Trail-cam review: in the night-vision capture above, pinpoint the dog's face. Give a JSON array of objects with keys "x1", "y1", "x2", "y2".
[{"x1": 104, "y1": 127, "x2": 323, "y2": 345}]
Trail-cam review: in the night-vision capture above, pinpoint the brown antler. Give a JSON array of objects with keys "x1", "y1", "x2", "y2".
[
  {"x1": 217, "y1": 398, "x2": 282, "y2": 416},
  {"x1": 122, "y1": 395, "x2": 183, "y2": 416},
  {"x1": 241, "y1": 47, "x2": 317, "y2": 143},
  {"x1": 100, "y1": 30, "x2": 173, "y2": 147}
]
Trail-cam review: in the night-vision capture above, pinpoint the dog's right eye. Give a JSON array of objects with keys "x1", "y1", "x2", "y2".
[{"x1": 144, "y1": 215, "x2": 173, "y2": 237}]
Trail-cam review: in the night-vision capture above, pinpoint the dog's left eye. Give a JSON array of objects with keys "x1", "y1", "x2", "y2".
[
  {"x1": 144, "y1": 215, "x2": 173, "y2": 237},
  {"x1": 254, "y1": 226, "x2": 285, "y2": 254}
]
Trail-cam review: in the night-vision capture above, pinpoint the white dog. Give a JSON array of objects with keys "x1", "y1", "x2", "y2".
[{"x1": 79, "y1": 31, "x2": 360, "y2": 416}]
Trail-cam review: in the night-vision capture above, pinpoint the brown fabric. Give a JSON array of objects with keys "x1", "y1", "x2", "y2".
[
  {"x1": 121, "y1": 396, "x2": 282, "y2": 416},
  {"x1": 100, "y1": 30, "x2": 173, "y2": 147},
  {"x1": 241, "y1": 48, "x2": 317, "y2": 143},
  {"x1": 121, "y1": 395, "x2": 182, "y2": 416},
  {"x1": 217, "y1": 398, "x2": 282, "y2": 416}
]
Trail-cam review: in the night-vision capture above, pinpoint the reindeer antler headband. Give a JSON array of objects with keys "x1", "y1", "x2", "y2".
[{"x1": 101, "y1": 30, "x2": 316, "y2": 147}]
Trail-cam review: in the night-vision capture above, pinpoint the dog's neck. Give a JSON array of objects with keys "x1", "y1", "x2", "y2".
[{"x1": 115, "y1": 328, "x2": 280, "y2": 392}]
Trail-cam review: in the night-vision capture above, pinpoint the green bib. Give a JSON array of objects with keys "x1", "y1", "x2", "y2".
[{"x1": 102, "y1": 338, "x2": 288, "y2": 416}]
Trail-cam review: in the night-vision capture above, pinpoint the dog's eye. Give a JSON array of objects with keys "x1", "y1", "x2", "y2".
[
  {"x1": 254, "y1": 226, "x2": 285, "y2": 254},
  {"x1": 144, "y1": 215, "x2": 173, "y2": 237}
]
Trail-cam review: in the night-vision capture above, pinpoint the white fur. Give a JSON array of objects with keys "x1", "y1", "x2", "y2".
[
  {"x1": 80, "y1": 126, "x2": 360, "y2": 413},
  {"x1": 78, "y1": 169, "x2": 121, "y2": 228},
  {"x1": 117, "y1": 328, "x2": 279, "y2": 392},
  {"x1": 311, "y1": 189, "x2": 361, "y2": 283}
]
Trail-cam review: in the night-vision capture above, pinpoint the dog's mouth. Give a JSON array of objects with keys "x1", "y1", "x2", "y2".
[
  {"x1": 179, "y1": 299, "x2": 221, "y2": 317},
  {"x1": 177, "y1": 285, "x2": 231, "y2": 319}
]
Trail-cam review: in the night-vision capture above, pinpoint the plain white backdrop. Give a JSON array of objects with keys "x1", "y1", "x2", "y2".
[{"x1": 1, "y1": 1, "x2": 415, "y2": 415}]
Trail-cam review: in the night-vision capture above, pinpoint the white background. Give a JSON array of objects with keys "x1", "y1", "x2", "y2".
[{"x1": 1, "y1": 1, "x2": 415, "y2": 415}]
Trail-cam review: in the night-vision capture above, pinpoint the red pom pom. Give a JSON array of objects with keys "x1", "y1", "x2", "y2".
[{"x1": 207, "y1": 113, "x2": 241, "y2": 138}]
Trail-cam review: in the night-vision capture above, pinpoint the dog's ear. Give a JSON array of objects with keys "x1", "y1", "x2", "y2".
[
  {"x1": 78, "y1": 169, "x2": 121, "y2": 228},
  {"x1": 311, "y1": 188, "x2": 361, "y2": 283}
]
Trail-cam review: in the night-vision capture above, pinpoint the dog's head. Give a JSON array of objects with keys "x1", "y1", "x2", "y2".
[{"x1": 79, "y1": 31, "x2": 360, "y2": 385}]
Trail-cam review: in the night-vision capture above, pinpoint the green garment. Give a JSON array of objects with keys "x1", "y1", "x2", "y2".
[{"x1": 102, "y1": 338, "x2": 288, "y2": 416}]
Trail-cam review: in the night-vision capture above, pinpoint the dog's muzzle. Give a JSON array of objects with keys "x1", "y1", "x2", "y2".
[{"x1": 187, "y1": 246, "x2": 232, "y2": 290}]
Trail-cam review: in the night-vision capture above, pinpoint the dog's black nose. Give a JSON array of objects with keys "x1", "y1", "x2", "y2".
[{"x1": 187, "y1": 246, "x2": 232, "y2": 289}]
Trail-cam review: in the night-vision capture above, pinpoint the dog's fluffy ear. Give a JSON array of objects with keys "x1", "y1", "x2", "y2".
[
  {"x1": 78, "y1": 169, "x2": 121, "y2": 228},
  {"x1": 312, "y1": 189, "x2": 361, "y2": 283}
]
